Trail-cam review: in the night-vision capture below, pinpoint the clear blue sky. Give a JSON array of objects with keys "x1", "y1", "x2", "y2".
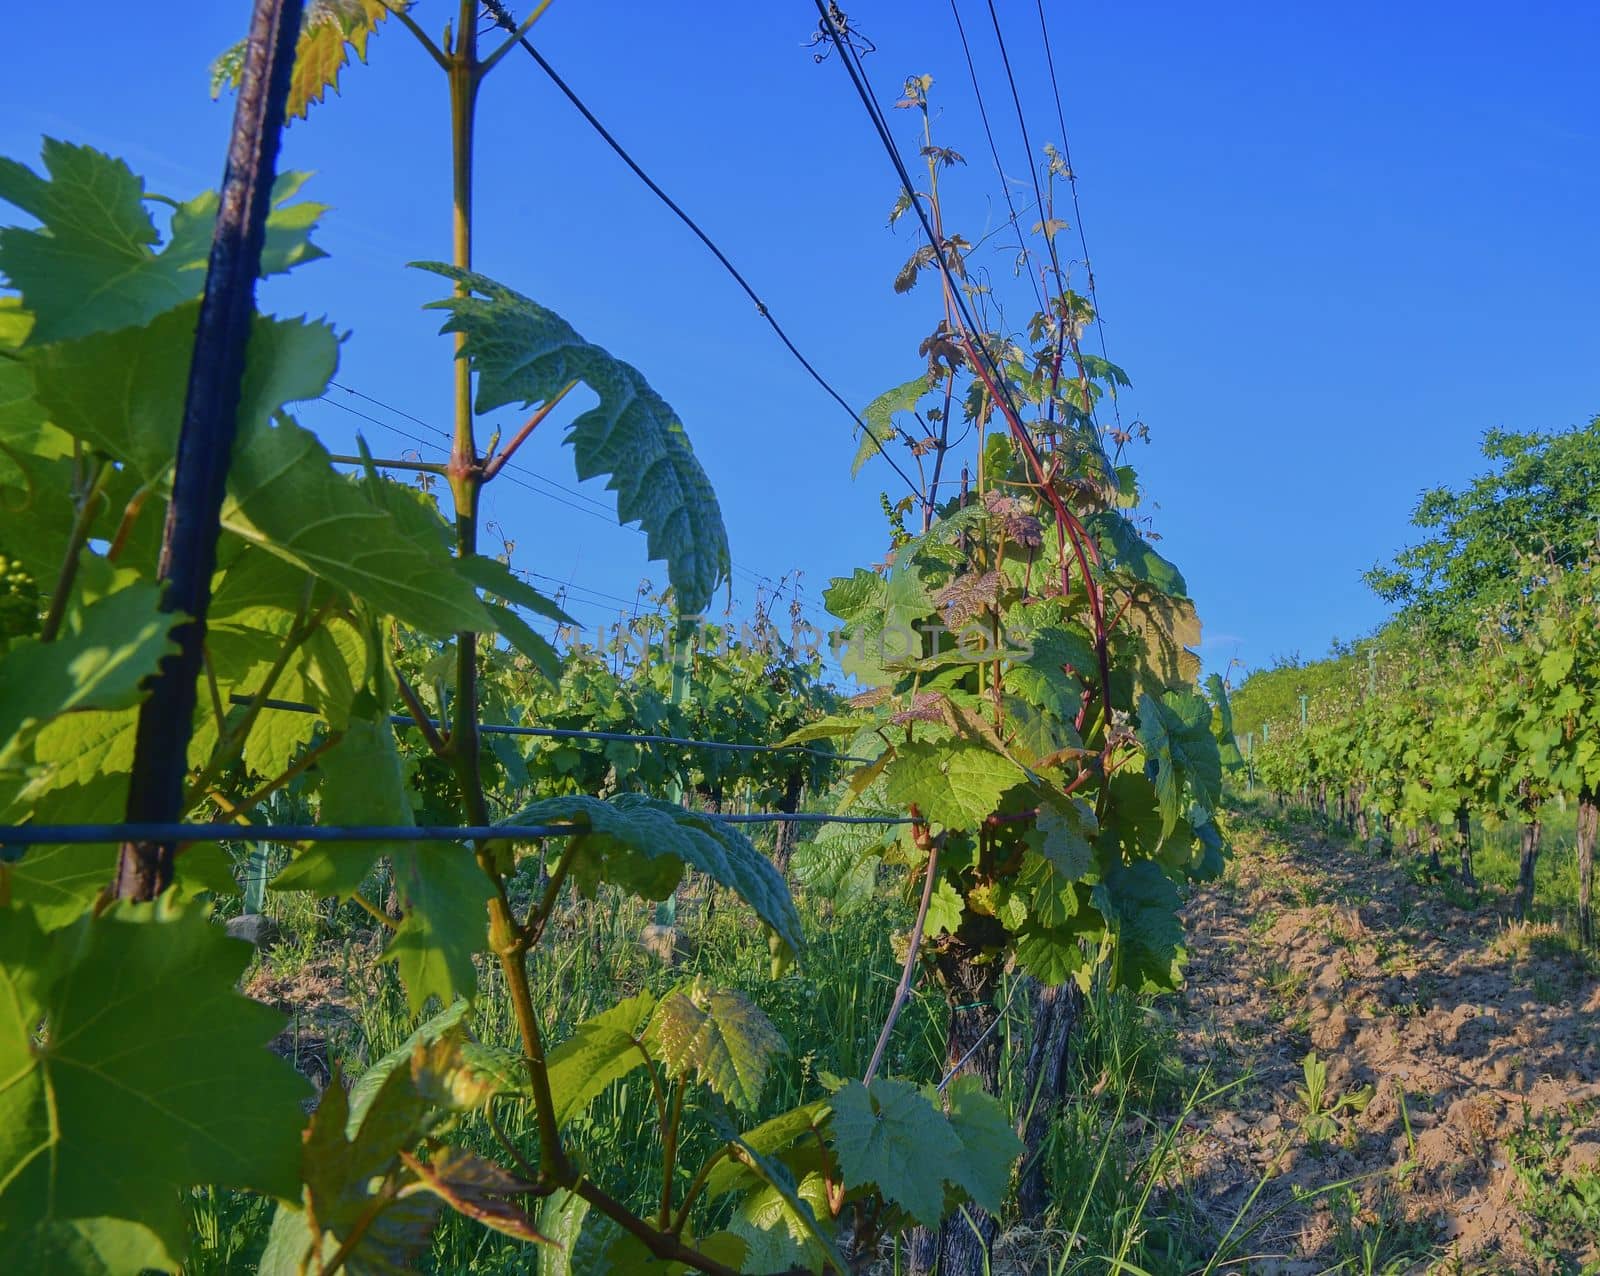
[{"x1": 4, "y1": 1, "x2": 1597, "y2": 678}]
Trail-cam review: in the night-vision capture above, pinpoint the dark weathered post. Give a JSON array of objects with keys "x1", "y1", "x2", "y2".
[{"x1": 115, "y1": 0, "x2": 305, "y2": 899}]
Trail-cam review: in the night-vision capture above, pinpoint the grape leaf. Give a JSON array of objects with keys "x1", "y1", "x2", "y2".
[
  {"x1": 924, "y1": 878, "x2": 965, "y2": 937},
  {"x1": 0, "y1": 584, "x2": 178, "y2": 772},
  {"x1": 405, "y1": 1148, "x2": 548, "y2": 1245},
  {"x1": 939, "y1": 1076, "x2": 1023, "y2": 1213},
  {"x1": 1093, "y1": 860, "x2": 1186, "y2": 992},
  {"x1": 387, "y1": 843, "x2": 493, "y2": 1016},
  {"x1": 728, "y1": 1162, "x2": 835, "y2": 1274},
  {"x1": 884, "y1": 740, "x2": 1027, "y2": 830},
  {"x1": 545, "y1": 991, "x2": 656, "y2": 1128},
  {"x1": 292, "y1": 1063, "x2": 440, "y2": 1276},
  {"x1": 212, "y1": 0, "x2": 394, "y2": 121},
  {"x1": 456, "y1": 554, "x2": 574, "y2": 625},
  {"x1": 828, "y1": 1078, "x2": 963, "y2": 1228},
  {"x1": 1, "y1": 716, "x2": 136, "y2": 925},
  {"x1": 270, "y1": 716, "x2": 408, "y2": 898},
  {"x1": 223, "y1": 414, "x2": 494, "y2": 638},
  {"x1": 0, "y1": 898, "x2": 310, "y2": 1269},
  {"x1": 483, "y1": 599, "x2": 561, "y2": 682},
  {"x1": 502, "y1": 793, "x2": 803, "y2": 958},
  {"x1": 705, "y1": 1101, "x2": 831, "y2": 1199},
  {"x1": 645, "y1": 979, "x2": 787, "y2": 1111},
  {"x1": 1137, "y1": 689, "x2": 1222, "y2": 836},
  {"x1": 1028, "y1": 795, "x2": 1095, "y2": 881},
  {"x1": 0, "y1": 140, "x2": 324, "y2": 344},
  {"x1": 347, "y1": 1000, "x2": 470, "y2": 1131},
  {"x1": 1088, "y1": 509, "x2": 1187, "y2": 597},
  {"x1": 1204, "y1": 672, "x2": 1246, "y2": 771},
  {"x1": 853, "y1": 374, "x2": 929, "y2": 476},
  {"x1": 271, "y1": 716, "x2": 491, "y2": 1013},
  {"x1": 414, "y1": 264, "x2": 730, "y2": 615},
  {"x1": 32, "y1": 308, "x2": 337, "y2": 486}
]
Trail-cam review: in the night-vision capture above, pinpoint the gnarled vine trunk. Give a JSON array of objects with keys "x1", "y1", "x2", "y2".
[
  {"x1": 1015, "y1": 979, "x2": 1084, "y2": 1221},
  {"x1": 1516, "y1": 817, "x2": 1542, "y2": 921},
  {"x1": 1455, "y1": 805, "x2": 1476, "y2": 887},
  {"x1": 908, "y1": 928, "x2": 1005, "y2": 1276},
  {"x1": 1578, "y1": 787, "x2": 1596, "y2": 948},
  {"x1": 770, "y1": 767, "x2": 805, "y2": 876},
  {"x1": 1426, "y1": 822, "x2": 1443, "y2": 874}
]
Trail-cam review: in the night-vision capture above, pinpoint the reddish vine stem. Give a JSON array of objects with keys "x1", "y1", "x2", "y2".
[
  {"x1": 482, "y1": 377, "x2": 577, "y2": 480},
  {"x1": 958, "y1": 332, "x2": 1115, "y2": 746}
]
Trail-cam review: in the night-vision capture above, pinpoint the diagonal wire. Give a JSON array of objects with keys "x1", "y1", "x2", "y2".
[
  {"x1": 949, "y1": 0, "x2": 1046, "y2": 317},
  {"x1": 811, "y1": 1, "x2": 1030, "y2": 436},
  {"x1": 981, "y1": 0, "x2": 1065, "y2": 294},
  {"x1": 1033, "y1": 0, "x2": 1127, "y2": 444},
  {"x1": 477, "y1": 0, "x2": 925, "y2": 502}
]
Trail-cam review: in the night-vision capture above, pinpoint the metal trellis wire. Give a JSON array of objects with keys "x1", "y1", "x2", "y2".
[
  {"x1": 230, "y1": 695, "x2": 878, "y2": 764},
  {"x1": 0, "y1": 813, "x2": 916, "y2": 848}
]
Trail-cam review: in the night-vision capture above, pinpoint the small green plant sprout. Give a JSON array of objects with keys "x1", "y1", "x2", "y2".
[{"x1": 1295, "y1": 1050, "x2": 1374, "y2": 1149}]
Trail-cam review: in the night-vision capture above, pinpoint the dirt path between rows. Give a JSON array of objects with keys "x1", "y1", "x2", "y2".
[{"x1": 1167, "y1": 810, "x2": 1600, "y2": 1274}]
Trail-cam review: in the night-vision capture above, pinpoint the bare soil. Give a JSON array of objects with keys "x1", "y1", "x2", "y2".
[{"x1": 1168, "y1": 810, "x2": 1600, "y2": 1273}]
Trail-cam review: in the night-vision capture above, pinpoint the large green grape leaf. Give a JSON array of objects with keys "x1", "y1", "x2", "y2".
[
  {"x1": 387, "y1": 842, "x2": 493, "y2": 1016},
  {"x1": 1, "y1": 715, "x2": 136, "y2": 925},
  {"x1": 271, "y1": 716, "x2": 406, "y2": 898},
  {"x1": 1027, "y1": 795, "x2": 1096, "y2": 881},
  {"x1": 285, "y1": 1063, "x2": 439, "y2": 1276},
  {"x1": 1093, "y1": 860, "x2": 1186, "y2": 992},
  {"x1": 789, "y1": 820, "x2": 888, "y2": 916},
  {"x1": 645, "y1": 979, "x2": 786, "y2": 1111},
  {"x1": 884, "y1": 740, "x2": 1028, "y2": 831},
  {"x1": 1123, "y1": 588, "x2": 1203, "y2": 692},
  {"x1": 545, "y1": 992, "x2": 656, "y2": 1128},
  {"x1": 0, "y1": 584, "x2": 179, "y2": 772},
  {"x1": 1004, "y1": 628, "x2": 1092, "y2": 720},
  {"x1": 0, "y1": 141, "x2": 324, "y2": 344},
  {"x1": 1138, "y1": 689, "x2": 1223, "y2": 836},
  {"x1": 1099, "y1": 770, "x2": 1164, "y2": 864},
  {"x1": 212, "y1": 0, "x2": 394, "y2": 121},
  {"x1": 0, "y1": 898, "x2": 311, "y2": 1272},
  {"x1": 728, "y1": 1161, "x2": 835, "y2": 1274},
  {"x1": 25, "y1": 290, "x2": 487, "y2": 638},
  {"x1": 32, "y1": 308, "x2": 336, "y2": 486},
  {"x1": 827, "y1": 1078, "x2": 963, "y2": 1228},
  {"x1": 939, "y1": 1076, "x2": 1023, "y2": 1214},
  {"x1": 1013, "y1": 920, "x2": 1095, "y2": 986},
  {"x1": 853, "y1": 374, "x2": 930, "y2": 476},
  {"x1": 224, "y1": 413, "x2": 493, "y2": 637},
  {"x1": 414, "y1": 264, "x2": 730, "y2": 616},
  {"x1": 1087, "y1": 510, "x2": 1187, "y2": 597},
  {"x1": 501, "y1": 793, "x2": 803, "y2": 958}
]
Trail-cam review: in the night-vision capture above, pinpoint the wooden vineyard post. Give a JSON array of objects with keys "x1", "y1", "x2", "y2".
[{"x1": 115, "y1": 0, "x2": 306, "y2": 900}]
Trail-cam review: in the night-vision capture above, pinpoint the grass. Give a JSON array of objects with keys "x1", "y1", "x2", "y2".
[
  {"x1": 190, "y1": 857, "x2": 1268, "y2": 1275},
  {"x1": 1506, "y1": 1105, "x2": 1600, "y2": 1274},
  {"x1": 184, "y1": 797, "x2": 1596, "y2": 1273}
]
